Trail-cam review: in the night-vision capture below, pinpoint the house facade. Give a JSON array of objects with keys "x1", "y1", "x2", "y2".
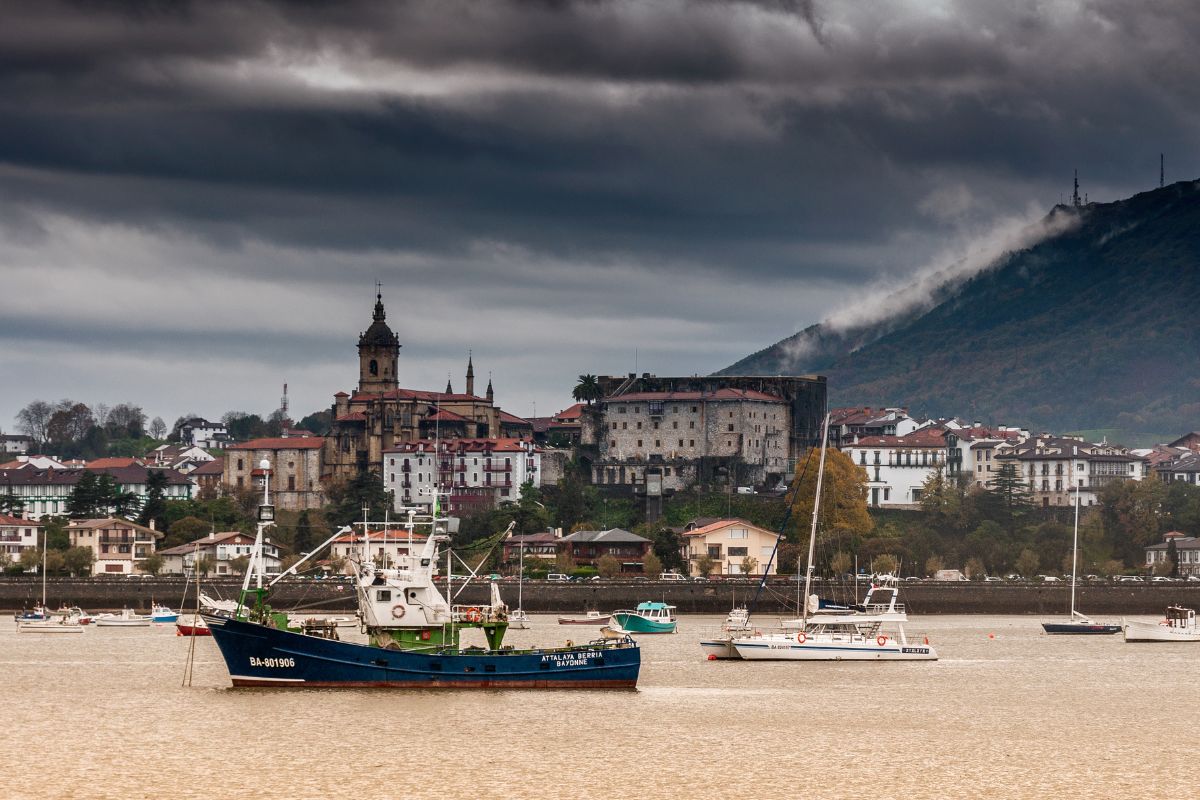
[
  {"x1": 383, "y1": 438, "x2": 543, "y2": 513},
  {"x1": 558, "y1": 528, "x2": 651, "y2": 572},
  {"x1": 1146, "y1": 533, "x2": 1200, "y2": 577},
  {"x1": 179, "y1": 418, "x2": 231, "y2": 449},
  {"x1": 502, "y1": 530, "x2": 560, "y2": 567},
  {"x1": 1154, "y1": 450, "x2": 1200, "y2": 486},
  {"x1": 944, "y1": 425, "x2": 1026, "y2": 488},
  {"x1": 0, "y1": 514, "x2": 40, "y2": 564},
  {"x1": 681, "y1": 518, "x2": 781, "y2": 576},
  {"x1": 843, "y1": 426, "x2": 950, "y2": 508},
  {"x1": 0, "y1": 434, "x2": 33, "y2": 455},
  {"x1": 159, "y1": 531, "x2": 283, "y2": 577},
  {"x1": 68, "y1": 518, "x2": 163, "y2": 575},
  {"x1": 0, "y1": 463, "x2": 192, "y2": 520},
  {"x1": 328, "y1": 530, "x2": 428, "y2": 570},
  {"x1": 224, "y1": 436, "x2": 325, "y2": 510},
  {"x1": 993, "y1": 435, "x2": 1148, "y2": 507}
]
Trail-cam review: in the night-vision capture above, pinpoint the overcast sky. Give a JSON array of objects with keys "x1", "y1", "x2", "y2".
[{"x1": 2, "y1": 0, "x2": 1197, "y2": 433}]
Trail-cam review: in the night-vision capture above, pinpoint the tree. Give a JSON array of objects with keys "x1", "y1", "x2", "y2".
[
  {"x1": 195, "y1": 554, "x2": 215, "y2": 577},
  {"x1": 229, "y1": 555, "x2": 250, "y2": 575},
  {"x1": 15, "y1": 400, "x2": 54, "y2": 444},
  {"x1": 1167, "y1": 537, "x2": 1179, "y2": 579},
  {"x1": 493, "y1": 481, "x2": 551, "y2": 536},
  {"x1": 572, "y1": 375, "x2": 603, "y2": 406},
  {"x1": 830, "y1": 551, "x2": 852, "y2": 576},
  {"x1": 293, "y1": 510, "x2": 316, "y2": 556},
  {"x1": 63, "y1": 546, "x2": 94, "y2": 577},
  {"x1": 19, "y1": 547, "x2": 41, "y2": 572},
  {"x1": 739, "y1": 555, "x2": 759, "y2": 575},
  {"x1": 106, "y1": 403, "x2": 146, "y2": 438},
  {"x1": 1016, "y1": 548, "x2": 1040, "y2": 578},
  {"x1": 642, "y1": 550, "x2": 663, "y2": 578},
  {"x1": 66, "y1": 471, "x2": 103, "y2": 518},
  {"x1": 694, "y1": 553, "x2": 715, "y2": 578},
  {"x1": 149, "y1": 417, "x2": 167, "y2": 440},
  {"x1": 165, "y1": 516, "x2": 211, "y2": 550},
  {"x1": 0, "y1": 487, "x2": 23, "y2": 517},
  {"x1": 597, "y1": 553, "x2": 621, "y2": 578},
  {"x1": 963, "y1": 557, "x2": 986, "y2": 580},
  {"x1": 975, "y1": 463, "x2": 1035, "y2": 530},
  {"x1": 296, "y1": 410, "x2": 333, "y2": 436},
  {"x1": 138, "y1": 470, "x2": 170, "y2": 528},
  {"x1": 139, "y1": 553, "x2": 165, "y2": 576},
  {"x1": 787, "y1": 447, "x2": 873, "y2": 542},
  {"x1": 871, "y1": 553, "x2": 898, "y2": 576},
  {"x1": 44, "y1": 549, "x2": 66, "y2": 574},
  {"x1": 47, "y1": 402, "x2": 95, "y2": 447},
  {"x1": 324, "y1": 471, "x2": 395, "y2": 528}
]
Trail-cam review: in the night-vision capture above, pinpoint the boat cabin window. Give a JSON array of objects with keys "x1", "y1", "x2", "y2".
[{"x1": 376, "y1": 590, "x2": 391, "y2": 602}]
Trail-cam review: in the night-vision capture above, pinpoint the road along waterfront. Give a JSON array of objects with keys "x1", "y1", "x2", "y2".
[{"x1": 1, "y1": 614, "x2": 1192, "y2": 799}]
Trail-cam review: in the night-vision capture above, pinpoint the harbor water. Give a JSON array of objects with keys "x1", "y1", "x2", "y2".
[{"x1": 2, "y1": 614, "x2": 1188, "y2": 799}]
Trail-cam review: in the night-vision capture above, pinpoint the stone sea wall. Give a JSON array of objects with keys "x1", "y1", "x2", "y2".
[{"x1": 2, "y1": 577, "x2": 1196, "y2": 615}]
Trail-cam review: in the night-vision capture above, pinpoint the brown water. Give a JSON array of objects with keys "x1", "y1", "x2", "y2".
[{"x1": 1, "y1": 614, "x2": 1188, "y2": 799}]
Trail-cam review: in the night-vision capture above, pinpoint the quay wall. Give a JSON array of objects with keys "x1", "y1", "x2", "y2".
[{"x1": 2, "y1": 577, "x2": 1198, "y2": 615}]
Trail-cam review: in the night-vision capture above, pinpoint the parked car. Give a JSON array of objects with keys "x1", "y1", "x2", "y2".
[
  {"x1": 983, "y1": 576, "x2": 1003, "y2": 582},
  {"x1": 660, "y1": 572, "x2": 687, "y2": 582},
  {"x1": 1037, "y1": 575, "x2": 1062, "y2": 582},
  {"x1": 1187, "y1": 575, "x2": 1200, "y2": 583},
  {"x1": 545, "y1": 573, "x2": 572, "y2": 582},
  {"x1": 1115, "y1": 575, "x2": 1144, "y2": 583},
  {"x1": 1151, "y1": 576, "x2": 1179, "y2": 583},
  {"x1": 692, "y1": 576, "x2": 708, "y2": 582}
]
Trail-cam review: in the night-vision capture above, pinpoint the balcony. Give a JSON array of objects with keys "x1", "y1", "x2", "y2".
[
  {"x1": 484, "y1": 463, "x2": 512, "y2": 472},
  {"x1": 401, "y1": 479, "x2": 412, "y2": 488},
  {"x1": 99, "y1": 535, "x2": 152, "y2": 545},
  {"x1": 401, "y1": 463, "x2": 411, "y2": 473}
]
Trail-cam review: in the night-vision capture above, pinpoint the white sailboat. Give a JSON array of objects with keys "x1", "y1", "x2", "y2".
[
  {"x1": 731, "y1": 413, "x2": 936, "y2": 662},
  {"x1": 1042, "y1": 488, "x2": 1120, "y2": 634},
  {"x1": 17, "y1": 534, "x2": 83, "y2": 634}
]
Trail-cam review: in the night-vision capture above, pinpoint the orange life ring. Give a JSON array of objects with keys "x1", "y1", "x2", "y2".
[
  {"x1": 391, "y1": 604, "x2": 406, "y2": 619},
  {"x1": 465, "y1": 607, "x2": 482, "y2": 623},
  {"x1": 796, "y1": 631, "x2": 807, "y2": 644},
  {"x1": 876, "y1": 635, "x2": 888, "y2": 647}
]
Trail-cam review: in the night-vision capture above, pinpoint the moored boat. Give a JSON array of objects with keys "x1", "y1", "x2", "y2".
[
  {"x1": 1124, "y1": 606, "x2": 1200, "y2": 642},
  {"x1": 175, "y1": 613, "x2": 212, "y2": 636},
  {"x1": 699, "y1": 607, "x2": 752, "y2": 659},
  {"x1": 95, "y1": 608, "x2": 152, "y2": 627},
  {"x1": 202, "y1": 462, "x2": 640, "y2": 689},
  {"x1": 558, "y1": 610, "x2": 611, "y2": 625},
  {"x1": 610, "y1": 602, "x2": 677, "y2": 634},
  {"x1": 151, "y1": 605, "x2": 178, "y2": 623},
  {"x1": 1042, "y1": 488, "x2": 1120, "y2": 635}
]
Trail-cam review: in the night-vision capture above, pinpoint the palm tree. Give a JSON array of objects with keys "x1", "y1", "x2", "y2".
[{"x1": 572, "y1": 374, "x2": 602, "y2": 406}]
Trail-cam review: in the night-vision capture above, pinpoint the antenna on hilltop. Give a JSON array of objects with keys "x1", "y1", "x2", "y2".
[
  {"x1": 1160, "y1": 153, "x2": 1165, "y2": 188},
  {"x1": 280, "y1": 383, "x2": 289, "y2": 419},
  {"x1": 1072, "y1": 169, "x2": 1081, "y2": 207}
]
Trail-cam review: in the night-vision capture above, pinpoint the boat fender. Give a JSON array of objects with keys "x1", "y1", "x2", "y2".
[
  {"x1": 566, "y1": 640, "x2": 574, "y2": 647},
  {"x1": 391, "y1": 605, "x2": 406, "y2": 620},
  {"x1": 796, "y1": 631, "x2": 807, "y2": 644},
  {"x1": 876, "y1": 635, "x2": 888, "y2": 647},
  {"x1": 465, "y1": 607, "x2": 482, "y2": 623}
]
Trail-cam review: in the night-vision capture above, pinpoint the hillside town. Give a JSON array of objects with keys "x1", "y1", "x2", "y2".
[{"x1": 3, "y1": 294, "x2": 1199, "y2": 581}]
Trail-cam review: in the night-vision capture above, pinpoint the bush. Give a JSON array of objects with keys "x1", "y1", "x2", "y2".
[
  {"x1": 569, "y1": 566, "x2": 597, "y2": 579},
  {"x1": 4, "y1": 563, "x2": 26, "y2": 575}
]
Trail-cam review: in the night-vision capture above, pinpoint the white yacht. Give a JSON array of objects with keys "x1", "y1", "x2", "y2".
[{"x1": 1124, "y1": 606, "x2": 1200, "y2": 642}]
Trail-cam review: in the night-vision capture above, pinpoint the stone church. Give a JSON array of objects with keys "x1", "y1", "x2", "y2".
[{"x1": 323, "y1": 293, "x2": 531, "y2": 480}]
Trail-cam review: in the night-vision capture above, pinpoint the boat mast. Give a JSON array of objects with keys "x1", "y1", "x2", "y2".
[
  {"x1": 1070, "y1": 486, "x2": 1080, "y2": 619},
  {"x1": 518, "y1": 538, "x2": 524, "y2": 611},
  {"x1": 800, "y1": 412, "x2": 831, "y2": 627}
]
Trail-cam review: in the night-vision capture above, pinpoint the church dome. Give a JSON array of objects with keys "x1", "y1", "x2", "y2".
[{"x1": 359, "y1": 293, "x2": 400, "y2": 348}]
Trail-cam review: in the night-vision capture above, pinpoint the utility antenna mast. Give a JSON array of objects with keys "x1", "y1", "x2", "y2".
[
  {"x1": 280, "y1": 383, "x2": 289, "y2": 419},
  {"x1": 1161, "y1": 153, "x2": 1165, "y2": 188},
  {"x1": 1072, "y1": 170, "x2": 1081, "y2": 207}
]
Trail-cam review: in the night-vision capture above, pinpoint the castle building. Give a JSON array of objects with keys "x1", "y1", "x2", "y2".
[{"x1": 324, "y1": 293, "x2": 527, "y2": 481}]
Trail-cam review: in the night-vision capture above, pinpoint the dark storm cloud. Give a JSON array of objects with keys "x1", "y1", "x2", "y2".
[{"x1": 2, "y1": 0, "x2": 1200, "y2": 425}]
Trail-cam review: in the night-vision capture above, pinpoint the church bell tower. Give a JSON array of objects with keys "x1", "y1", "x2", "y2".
[{"x1": 358, "y1": 290, "x2": 401, "y2": 393}]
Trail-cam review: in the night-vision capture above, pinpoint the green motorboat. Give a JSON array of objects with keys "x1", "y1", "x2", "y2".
[{"x1": 611, "y1": 602, "x2": 678, "y2": 634}]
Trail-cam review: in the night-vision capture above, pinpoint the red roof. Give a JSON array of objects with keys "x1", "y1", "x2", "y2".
[
  {"x1": 0, "y1": 514, "x2": 40, "y2": 527},
  {"x1": 332, "y1": 530, "x2": 429, "y2": 544},
  {"x1": 336, "y1": 412, "x2": 367, "y2": 422},
  {"x1": 680, "y1": 518, "x2": 779, "y2": 539},
  {"x1": 86, "y1": 457, "x2": 143, "y2": 469},
  {"x1": 610, "y1": 389, "x2": 784, "y2": 403},
  {"x1": 499, "y1": 411, "x2": 532, "y2": 425},
  {"x1": 385, "y1": 437, "x2": 534, "y2": 454},
  {"x1": 852, "y1": 426, "x2": 948, "y2": 448},
  {"x1": 191, "y1": 460, "x2": 224, "y2": 476},
  {"x1": 227, "y1": 437, "x2": 324, "y2": 450},
  {"x1": 554, "y1": 404, "x2": 584, "y2": 421},
  {"x1": 426, "y1": 409, "x2": 469, "y2": 423},
  {"x1": 350, "y1": 388, "x2": 487, "y2": 403}
]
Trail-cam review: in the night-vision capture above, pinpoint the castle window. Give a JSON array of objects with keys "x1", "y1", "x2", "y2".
[{"x1": 369, "y1": 359, "x2": 379, "y2": 376}]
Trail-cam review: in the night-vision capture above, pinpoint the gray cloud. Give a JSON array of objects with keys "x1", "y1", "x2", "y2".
[{"x1": 1, "y1": 0, "x2": 1198, "y2": 428}]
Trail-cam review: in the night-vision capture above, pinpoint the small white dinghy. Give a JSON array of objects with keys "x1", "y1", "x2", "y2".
[{"x1": 1124, "y1": 606, "x2": 1200, "y2": 642}]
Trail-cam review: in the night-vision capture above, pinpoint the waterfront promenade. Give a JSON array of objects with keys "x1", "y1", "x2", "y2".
[{"x1": 1, "y1": 576, "x2": 1191, "y2": 615}]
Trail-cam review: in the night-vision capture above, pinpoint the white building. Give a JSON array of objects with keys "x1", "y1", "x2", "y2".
[
  {"x1": 994, "y1": 435, "x2": 1148, "y2": 507},
  {"x1": 842, "y1": 426, "x2": 950, "y2": 508},
  {"x1": 0, "y1": 435, "x2": 34, "y2": 455},
  {"x1": 328, "y1": 530, "x2": 429, "y2": 571},
  {"x1": 383, "y1": 438, "x2": 542, "y2": 514},
  {"x1": 0, "y1": 514, "x2": 40, "y2": 565},
  {"x1": 0, "y1": 462, "x2": 193, "y2": 520},
  {"x1": 158, "y1": 531, "x2": 283, "y2": 576},
  {"x1": 179, "y1": 417, "x2": 231, "y2": 449},
  {"x1": 945, "y1": 425, "x2": 1027, "y2": 488},
  {"x1": 147, "y1": 444, "x2": 216, "y2": 474},
  {"x1": 67, "y1": 518, "x2": 164, "y2": 575}
]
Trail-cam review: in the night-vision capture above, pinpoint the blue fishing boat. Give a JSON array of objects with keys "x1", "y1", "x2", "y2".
[{"x1": 202, "y1": 460, "x2": 640, "y2": 689}]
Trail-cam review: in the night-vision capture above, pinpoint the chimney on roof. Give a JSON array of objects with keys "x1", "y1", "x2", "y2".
[
  {"x1": 554, "y1": 527, "x2": 563, "y2": 538},
  {"x1": 973, "y1": 420, "x2": 981, "y2": 428},
  {"x1": 149, "y1": 519, "x2": 156, "y2": 531}
]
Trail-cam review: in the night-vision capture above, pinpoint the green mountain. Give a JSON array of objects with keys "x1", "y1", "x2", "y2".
[{"x1": 720, "y1": 180, "x2": 1200, "y2": 435}]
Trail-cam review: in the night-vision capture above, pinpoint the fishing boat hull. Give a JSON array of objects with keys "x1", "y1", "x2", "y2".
[
  {"x1": 95, "y1": 614, "x2": 152, "y2": 627},
  {"x1": 1123, "y1": 621, "x2": 1200, "y2": 642},
  {"x1": 558, "y1": 615, "x2": 611, "y2": 625},
  {"x1": 176, "y1": 615, "x2": 212, "y2": 636},
  {"x1": 732, "y1": 634, "x2": 937, "y2": 661},
  {"x1": 610, "y1": 613, "x2": 676, "y2": 634},
  {"x1": 203, "y1": 614, "x2": 640, "y2": 688},
  {"x1": 1042, "y1": 622, "x2": 1121, "y2": 635}
]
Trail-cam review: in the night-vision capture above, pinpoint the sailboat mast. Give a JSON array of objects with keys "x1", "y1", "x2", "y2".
[
  {"x1": 518, "y1": 540, "x2": 524, "y2": 610},
  {"x1": 801, "y1": 412, "x2": 831, "y2": 627},
  {"x1": 1070, "y1": 487, "x2": 1080, "y2": 618}
]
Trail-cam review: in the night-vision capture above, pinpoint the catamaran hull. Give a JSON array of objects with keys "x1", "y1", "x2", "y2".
[
  {"x1": 203, "y1": 615, "x2": 640, "y2": 688},
  {"x1": 699, "y1": 638, "x2": 741, "y2": 659},
  {"x1": 733, "y1": 639, "x2": 937, "y2": 661}
]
